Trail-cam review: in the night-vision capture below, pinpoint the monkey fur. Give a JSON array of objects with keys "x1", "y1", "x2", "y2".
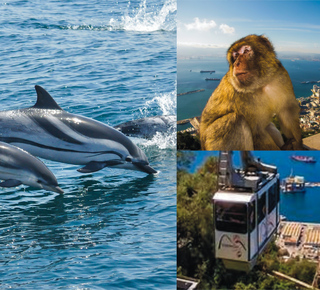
[{"x1": 200, "y1": 34, "x2": 303, "y2": 150}]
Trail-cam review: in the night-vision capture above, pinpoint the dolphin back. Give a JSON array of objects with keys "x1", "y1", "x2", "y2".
[
  {"x1": 0, "y1": 86, "x2": 156, "y2": 175},
  {"x1": 114, "y1": 115, "x2": 176, "y2": 138},
  {"x1": 0, "y1": 141, "x2": 63, "y2": 193}
]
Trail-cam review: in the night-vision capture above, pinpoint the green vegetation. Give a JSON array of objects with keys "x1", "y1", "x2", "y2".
[
  {"x1": 302, "y1": 129, "x2": 320, "y2": 138},
  {"x1": 177, "y1": 152, "x2": 317, "y2": 289},
  {"x1": 177, "y1": 131, "x2": 201, "y2": 150},
  {"x1": 177, "y1": 152, "x2": 217, "y2": 289}
]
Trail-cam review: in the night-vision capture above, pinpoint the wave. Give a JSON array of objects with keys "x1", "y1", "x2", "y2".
[
  {"x1": 142, "y1": 129, "x2": 176, "y2": 150},
  {"x1": 142, "y1": 89, "x2": 176, "y2": 116},
  {"x1": 138, "y1": 89, "x2": 176, "y2": 150},
  {"x1": 18, "y1": 21, "x2": 114, "y2": 32},
  {"x1": 109, "y1": 0, "x2": 177, "y2": 32},
  {"x1": 17, "y1": 0, "x2": 176, "y2": 33}
]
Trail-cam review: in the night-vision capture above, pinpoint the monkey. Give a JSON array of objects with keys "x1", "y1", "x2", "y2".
[{"x1": 199, "y1": 34, "x2": 303, "y2": 151}]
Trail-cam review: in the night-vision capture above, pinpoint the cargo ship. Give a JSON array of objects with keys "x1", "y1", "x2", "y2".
[
  {"x1": 205, "y1": 78, "x2": 220, "y2": 81},
  {"x1": 291, "y1": 155, "x2": 316, "y2": 163}
]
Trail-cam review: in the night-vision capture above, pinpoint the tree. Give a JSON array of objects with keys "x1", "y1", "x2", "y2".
[
  {"x1": 177, "y1": 153, "x2": 312, "y2": 290},
  {"x1": 177, "y1": 151, "x2": 195, "y2": 172},
  {"x1": 177, "y1": 131, "x2": 201, "y2": 150}
]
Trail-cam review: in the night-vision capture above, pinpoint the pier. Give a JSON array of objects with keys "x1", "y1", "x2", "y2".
[
  {"x1": 177, "y1": 89, "x2": 205, "y2": 97},
  {"x1": 306, "y1": 182, "x2": 320, "y2": 188},
  {"x1": 177, "y1": 116, "x2": 200, "y2": 135},
  {"x1": 205, "y1": 78, "x2": 220, "y2": 81}
]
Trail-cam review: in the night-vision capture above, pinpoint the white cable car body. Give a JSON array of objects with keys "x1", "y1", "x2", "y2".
[{"x1": 213, "y1": 151, "x2": 280, "y2": 272}]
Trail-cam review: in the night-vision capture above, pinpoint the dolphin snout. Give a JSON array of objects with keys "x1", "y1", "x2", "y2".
[{"x1": 40, "y1": 183, "x2": 64, "y2": 194}]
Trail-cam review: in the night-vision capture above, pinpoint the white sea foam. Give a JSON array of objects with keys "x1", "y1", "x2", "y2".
[
  {"x1": 142, "y1": 89, "x2": 176, "y2": 116},
  {"x1": 135, "y1": 89, "x2": 176, "y2": 150},
  {"x1": 143, "y1": 129, "x2": 176, "y2": 149},
  {"x1": 109, "y1": 0, "x2": 176, "y2": 32}
]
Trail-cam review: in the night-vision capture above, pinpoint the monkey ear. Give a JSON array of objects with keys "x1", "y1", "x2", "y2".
[
  {"x1": 227, "y1": 51, "x2": 233, "y2": 64},
  {"x1": 259, "y1": 35, "x2": 275, "y2": 52}
]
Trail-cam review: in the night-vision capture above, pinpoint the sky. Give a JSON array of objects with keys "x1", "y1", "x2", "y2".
[{"x1": 178, "y1": 0, "x2": 320, "y2": 56}]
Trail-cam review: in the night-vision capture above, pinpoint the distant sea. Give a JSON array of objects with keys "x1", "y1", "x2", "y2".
[
  {"x1": 0, "y1": 0, "x2": 176, "y2": 289},
  {"x1": 177, "y1": 57, "x2": 320, "y2": 130},
  {"x1": 189, "y1": 151, "x2": 320, "y2": 224}
]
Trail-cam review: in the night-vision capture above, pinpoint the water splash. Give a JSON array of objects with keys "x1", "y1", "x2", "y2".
[
  {"x1": 29, "y1": 0, "x2": 176, "y2": 32},
  {"x1": 142, "y1": 90, "x2": 176, "y2": 116},
  {"x1": 134, "y1": 89, "x2": 176, "y2": 150},
  {"x1": 142, "y1": 129, "x2": 176, "y2": 150},
  {"x1": 109, "y1": 0, "x2": 176, "y2": 32}
]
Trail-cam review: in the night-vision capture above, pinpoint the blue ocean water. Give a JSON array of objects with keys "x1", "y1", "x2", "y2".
[
  {"x1": 0, "y1": 0, "x2": 176, "y2": 289},
  {"x1": 177, "y1": 57, "x2": 320, "y2": 129},
  {"x1": 188, "y1": 151, "x2": 320, "y2": 224}
]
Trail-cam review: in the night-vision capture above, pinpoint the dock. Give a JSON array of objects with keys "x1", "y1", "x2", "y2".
[
  {"x1": 177, "y1": 89, "x2": 205, "y2": 97},
  {"x1": 205, "y1": 78, "x2": 220, "y2": 81},
  {"x1": 306, "y1": 182, "x2": 320, "y2": 188},
  {"x1": 177, "y1": 116, "x2": 200, "y2": 135}
]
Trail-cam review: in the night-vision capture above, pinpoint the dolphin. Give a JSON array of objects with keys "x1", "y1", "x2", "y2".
[
  {"x1": 0, "y1": 141, "x2": 63, "y2": 193},
  {"x1": 0, "y1": 86, "x2": 157, "y2": 174},
  {"x1": 114, "y1": 115, "x2": 176, "y2": 139}
]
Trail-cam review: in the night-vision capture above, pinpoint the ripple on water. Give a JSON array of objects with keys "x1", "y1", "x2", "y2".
[{"x1": 0, "y1": 0, "x2": 176, "y2": 288}]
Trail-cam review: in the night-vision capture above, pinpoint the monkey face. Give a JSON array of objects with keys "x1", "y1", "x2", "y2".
[
  {"x1": 231, "y1": 45, "x2": 256, "y2": 86},
  {"x1": 227, "y1": 34, "x2": 278, "y2": 93}
]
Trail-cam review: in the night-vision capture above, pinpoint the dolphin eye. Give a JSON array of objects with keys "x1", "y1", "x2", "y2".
[
  {"x1": 125, "y1": 157, "x2": 132, "y2": 162},
  {"x1": 37, "y1": 180, "x2": 43, "y2": 184}
]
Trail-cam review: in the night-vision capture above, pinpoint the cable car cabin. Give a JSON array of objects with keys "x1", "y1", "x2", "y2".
[{"x1": 213, "y1": 171, "x2": 280, "y2": 272}]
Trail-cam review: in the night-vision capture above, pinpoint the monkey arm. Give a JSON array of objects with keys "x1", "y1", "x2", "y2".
[
  {"x1": 276, "y1": 104, "x2": 303, "y2": 149},
  {"x1": 200, "y1": 113, "x2": 254, "y2": 150},
  {"x1": 265, "y1": 122, "x2": 285, "y2": 148}
]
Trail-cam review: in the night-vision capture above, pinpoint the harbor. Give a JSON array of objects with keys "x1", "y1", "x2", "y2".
[
  {"x1": 177, "y1": 116, "x2": 200, "y2": 134},
  {"x1": 306, "y1": 182, "x2": 320, "y2": 188}
]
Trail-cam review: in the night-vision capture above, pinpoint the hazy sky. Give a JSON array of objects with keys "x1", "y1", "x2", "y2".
[{"x1": 178, "y1": 0, "x2": 320, "y2": 55}]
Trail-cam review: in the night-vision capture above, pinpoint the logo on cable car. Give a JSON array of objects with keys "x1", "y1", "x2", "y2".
[{"x1": 218, "y1": 234, "x2": 246, "y2": 258}]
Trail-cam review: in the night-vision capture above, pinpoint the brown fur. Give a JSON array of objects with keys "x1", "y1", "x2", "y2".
[{"x1": 200, "y1": 34, "x2": 303, "y2": 150}]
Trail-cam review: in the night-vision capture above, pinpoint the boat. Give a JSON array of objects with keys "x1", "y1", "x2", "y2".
[
  {"x1": 282, "y1": 175, "x2": 306, "y2": 193},
  {"x1": 205, "y1": 78, "x2": 220, "y2": 81},
  {"x1": 301, "y1": 81, "x2": 318, "y2": 84},
  {"x1": 280, "y1": 215, "x2": 287, "y2": 221},
  {"x1": 291, "y1": 155, "x2": 316, "y2": 163}
]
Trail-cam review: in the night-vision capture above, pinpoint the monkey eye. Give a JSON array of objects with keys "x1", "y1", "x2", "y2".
[
  {"x1": 232, "y1": 51, "x2": 239, "y2": 60},
  {"x1": 243, "y1": 45, "x2": 252, "y2": 55}
]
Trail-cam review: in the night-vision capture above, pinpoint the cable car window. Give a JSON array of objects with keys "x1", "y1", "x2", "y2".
[
  {"x1": 249, "y1": 200, "x2": 256, "y2": 232},
  {"x1": 215, "y1": 201, "x2": 247, "y2": 234},
  {"x1": 258, "y1": 192, "x2": 266, "y2": 223},
  {"x1": 268, "y1": 184, "x2": 277, "y2": 214},
  {"x1": 277, "y1": 179, "x2": 280, "y2": 202}
]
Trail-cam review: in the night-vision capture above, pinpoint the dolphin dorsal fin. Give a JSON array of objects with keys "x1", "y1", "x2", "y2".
[{"x1": 33, "y1": 85, "x2": 63, "y2": 110}]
